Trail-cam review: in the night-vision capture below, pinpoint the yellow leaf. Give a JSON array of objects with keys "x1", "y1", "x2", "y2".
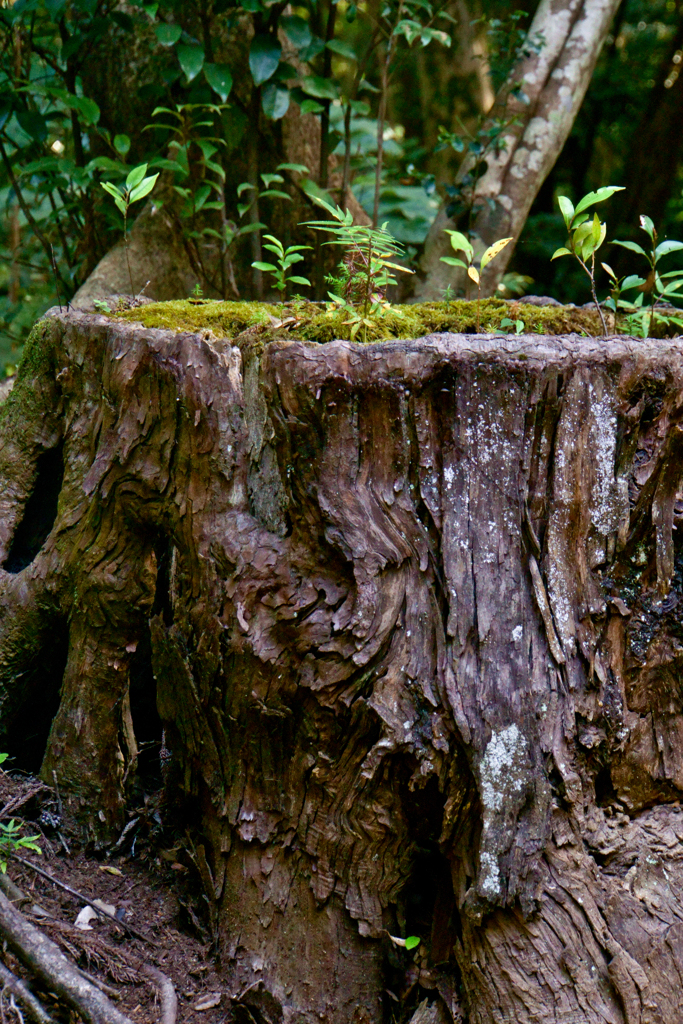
[
  {"x1": 98, "y1": 865, "x2": 123, "y2": 876},
  {"x1": 467, "y1": 266, "x2": 480, "y2": 284},
  {"x1": 480, "y1": 237, "x2": 513, "y2": 271}
]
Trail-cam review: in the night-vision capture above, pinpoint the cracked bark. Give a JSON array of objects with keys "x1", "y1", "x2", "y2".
[{"x1": 2, "y1": 312, "x2": 683, "y2": 1022}]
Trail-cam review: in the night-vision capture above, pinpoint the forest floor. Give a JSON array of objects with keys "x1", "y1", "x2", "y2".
[{"x1": 0, "y1": 767, "x2": 226, "y2": 1023}]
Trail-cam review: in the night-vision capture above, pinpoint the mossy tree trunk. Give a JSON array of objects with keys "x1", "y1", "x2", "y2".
[{"x1": 3, "y1": 310, "x2": 683, "y2": 1022}]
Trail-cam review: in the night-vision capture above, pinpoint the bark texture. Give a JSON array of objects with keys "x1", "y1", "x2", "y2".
[
  {"x1": 3, "y1": 311, "x2": 683, "y2": 1021},
  {"x1": 416, "y1": 0, "x2": 623, "y2": 300}
]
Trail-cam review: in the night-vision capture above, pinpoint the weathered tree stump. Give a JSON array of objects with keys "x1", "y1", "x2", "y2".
[{"x1": 2, "y1": 309, "x2": 683, "y2": 1023}]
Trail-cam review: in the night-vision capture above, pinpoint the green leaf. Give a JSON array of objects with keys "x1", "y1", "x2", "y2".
[
  {"x1": 252, "y1": 261, "x2": 277, "y2": 272},
  {"x1": 349, "y1": 100, "x2": 370, "y2": 115},
  {"x1": 289, "y1": 275, "x2": 311, "y2": 286},
  {"x1": 237, "y1": 182, "x2": 255, "y2": 197},
  {"x1": 126, "y1": 164, "x2": 148, "y2": 190},
  {"x1": 640, "y1": 214, "x2": 655, "y2": 238},
  {"x1": 326, "y1": 38, "x2": 358, "y2": 60},
  {"x1": 655, "y1": 240, "x2": 683, "y2": 258},
  {"x1": 277, "y1": 162, "x2": 309, "y2": 174},
  {"x1": 249, "y1": 35, "x2": 282, "y2": 86},
  {"x1": 573, "y1": 221, "x2": 594, "y2": 248},
  {"x1": 395, "y1": 18, "x2": 422, "y2": 44},
  {"x1": 601, "y1": 262, "x2": 616, "y2": 279},
  {"x1": 444, "y1": 229, "x2": 473, "y2": 260},
  {"x1": 591, "y1": 213, "x2": 602, "y2": 245},
  {"x1": 299, "y1": 38, "x2": 326, "y2": 61},
  {"x1": 280, "y1": 15, "x2": 311, "y2": 49},
  {"x1": 573, "y1": 185, "x2": 624, "y2": 219},
  {"x1": 551, "y1": 247, "x2": 572, "y2": 260},
  {"x1": 114, "y1": 134, "x2": 131, "y2": 156},
  {"x1": 261, "y1": 174, "x2": 284, "y2": 187},
  {"x1": 129, "y1": 174, "x2": 159, "y2": 203},
  {"x1": 612, "y1": 240, "x2": 648, "y2": 256},
  {"x1": 177, "y1": 44, "x2": 205, "y2": 81},
  {"x1": 114, "y1": 196, "x2": 127, "y2": 215},
  {"x1": 260, "y1": 189, "x2": 292, "y2": 201},
  {"x1": 440, "y1": 256, "x2": 467, "y2": 268},
  {"x1": 557, "y1": 195, "x2": 574, "y2": 229},
  {"x1": 300, "y1": 98, "x2": 324, "y2": 115},
  {"x1": 300, "y1": 76, "x2": 339, "y2": 100},
  {"x1": 204, "y1": 63, "x2": 233, "y2": 102},
  {"x1": 155, "y1": 22, "x2": 181, "y2": 46},
  {"x1": 405, "y1": 936, "x2": 421, "y2": 951},
  {"x1": 262, "y1": 82, "x2": 290, "y2": 120},
  {"x1": 71, "y1": 96, "x2": 100, "y2": 126},
  {"x1": 101, "y1": 181, "x2": 123, "y2": 199},
  {"x1": 621, "y1": 275, "x2": 645, "y2": 290}
]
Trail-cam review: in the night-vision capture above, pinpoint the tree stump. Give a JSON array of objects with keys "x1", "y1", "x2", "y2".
[{"x1": 2, "y1": 309, "x2": 683, "y2": 1023}]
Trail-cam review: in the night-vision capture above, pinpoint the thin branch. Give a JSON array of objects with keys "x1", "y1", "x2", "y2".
[
  {"x1": 9, "y1": 856, "x2": 157, "y2": 947},
  {"x1": 0, "y1": 138, "x2": 70, "y2": 295}
]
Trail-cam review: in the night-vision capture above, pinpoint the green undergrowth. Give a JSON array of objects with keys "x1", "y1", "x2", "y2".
[{"x1": 112, "y1": 298, "x2": 605, "y2": 345}]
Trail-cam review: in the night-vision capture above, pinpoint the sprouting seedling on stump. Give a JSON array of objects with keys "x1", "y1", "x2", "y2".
[
  {"x1": 609, "y1": 216, "x2": 683, "y2": 338},
  {"x1": 101, "y1": 164, "x2": 159, "y2": 296},
  {"x1": 440, "y1": 231, "x2": 513, "y2": 333},
  {"x1": 252, "y1": 235, "x2": 312, "y2": 312},
  {"x1": 303, "y1": 196, "x2": 413, "y2": 343},
  {"x1": 550, "y1": 186, "x2": 624, "y2": 336}
]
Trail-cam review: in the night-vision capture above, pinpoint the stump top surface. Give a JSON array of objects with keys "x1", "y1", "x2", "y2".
[{"x1": 46, "y1": 308, "x2": 683, "y2": 389}]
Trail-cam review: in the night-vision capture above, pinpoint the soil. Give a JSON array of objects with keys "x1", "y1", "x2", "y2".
[{"x1": 0, "y1": 766, "x2": 226, "y2": 1023}]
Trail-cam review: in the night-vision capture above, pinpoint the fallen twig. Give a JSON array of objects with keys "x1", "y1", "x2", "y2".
[
  {"x1": 0, "y1": 960, "x2": 54, "y2": 1024},
  {"x1": 9, "y1": 856, "x2": 156, "y2": 946},
  {"x1": 75, "y1": 968, "x2": 122, "y2": 1002},
  {"x1": 140, "y1": 966, "x2": 177, "y2": 1024},
  {"x1": 0, "y1": 889, "x2": 133, "y2": 1024}
]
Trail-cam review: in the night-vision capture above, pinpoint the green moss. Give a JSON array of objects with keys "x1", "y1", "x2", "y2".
[
  {"x1": 0, "y1": 320, "x2": 56, "y2": 426},
  {"x1": 112, "y1": 297, "x2": 605, "y2": 345},
  {"x1": 114, "y1": 299, "x2": 280, "y2": 337}
]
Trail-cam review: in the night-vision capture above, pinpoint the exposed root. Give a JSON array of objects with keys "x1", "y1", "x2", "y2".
[
  {"x1": 0, "y1": 961, "x2": 53, "y2": 1024},
  {"x1": 0, "y1": 889, "x2": 133, "y2": 1024},
  {"x1": 140, "y1": 966, "x2": 177, "y2": 1024}
]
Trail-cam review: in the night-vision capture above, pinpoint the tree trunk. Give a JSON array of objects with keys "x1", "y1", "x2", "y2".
[
  {"x1": 3, "y1": 309, "x2": 683, "y2": 1021},
  {"x1": 416, "y1": 0, "x2": 623, "y2": 301}
]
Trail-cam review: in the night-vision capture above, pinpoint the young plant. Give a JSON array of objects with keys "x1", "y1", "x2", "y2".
[
  {"x1": 550, "y1": 186, "x2": 624, "y2": 336},
  {"x1": 500, "y1": 316, "x2": 524, "y2": 335},
  {"x1": 252, "y1": 235, "x2": 312, "y2": 308},
  {"x1": 305, "y1": 196, "x2": 413, "y2": 342},
  {"x1": 101, "y1": 164, "x2": 159, "y2": 295},
  {"x1": 440, "y1": 231, "x2": 513, "y2": 332},
  {"x1": 610, "y1": 216, "x2": 683, "y2": 337},
  {"x1": 0, "y1": 819, "x2": 42, "y2": 874}
]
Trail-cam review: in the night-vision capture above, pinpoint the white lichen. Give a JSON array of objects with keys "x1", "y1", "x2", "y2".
[{"x1": 480, "y1": 724, "x2": 526, "y2": 811}]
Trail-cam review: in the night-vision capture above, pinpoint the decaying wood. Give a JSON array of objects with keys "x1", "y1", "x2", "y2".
[
  {"x1": 4, "y1": 311, "x2": 683, "y2": 1020},
  {"x1": 0, "y1": 889, "x2": 133, "y2": 1024}
]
